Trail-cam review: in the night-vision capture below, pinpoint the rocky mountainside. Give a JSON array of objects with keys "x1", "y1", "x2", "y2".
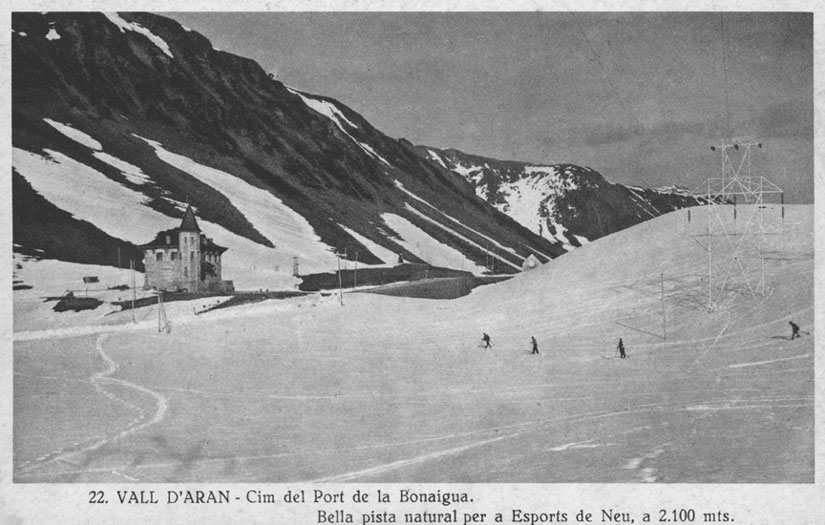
[
  {"x1": 414, "y1": 145, "x2": 710, "y2": 249},
  {"x1": 12, "y1": 12, "x2": 707, "y2": 289},
  {"x1": 13, "y1": 11, "x2": 565, "y2": 287}
]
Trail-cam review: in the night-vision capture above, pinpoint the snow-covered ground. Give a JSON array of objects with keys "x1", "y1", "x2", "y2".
[{"x1": 13, "y1": 205, "x2": 813, "y2": 483}]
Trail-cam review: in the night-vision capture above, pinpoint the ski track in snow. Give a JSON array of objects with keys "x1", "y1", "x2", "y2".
[
  {"x1": 623, "y1": 444, "x2": 669, "y2": 482},
  {"x1": 727, "y1": 353, "x2": 810, "y2": 368},
  {"x1": 310, "y1": 434, "x2": 516, "y2": 482},
  {"x1": 15, "y1": 334, "x2": 168, "y2": 477}
]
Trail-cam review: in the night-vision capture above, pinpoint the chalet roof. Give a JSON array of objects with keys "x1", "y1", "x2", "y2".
[
  {"x1": 139, "y1": 230, "x2": 228, "y2": 253},
  {"x1": 139, "y1": 228, "x2": 181, "y2": 250},
  {"x1": 139, "y1": 206, "x2": 227, "y2": 253},
  {"x1": 201, "y1": 236, "x2": 228, "y2": 254},
  {"x1": 180, "y1": 205, "x2": 201, "y2": 232}
]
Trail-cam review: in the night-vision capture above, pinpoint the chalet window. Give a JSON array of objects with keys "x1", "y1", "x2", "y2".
[
  {"x1": 191, "y1": 251, "x2": 195, "y2": 261},
  {"x1": 166, "y1": 235, "x2": 171, "y2": 245},
  {"x1": 171, "y1": 252, "x2": 178, "y2": 261},
  {"x1": 184, "y1": 267, "x2": 188, "y2": 278},
  {"x1": 156, "y1": 252, "x2": 163, "y2": 261}
]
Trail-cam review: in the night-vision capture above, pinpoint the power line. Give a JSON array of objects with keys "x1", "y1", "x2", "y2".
[{"x1": 719, "y1": 13, "x2": 731, "y2": 133}]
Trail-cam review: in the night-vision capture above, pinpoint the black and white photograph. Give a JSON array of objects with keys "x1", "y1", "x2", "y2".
[{"x1": 3, "y1": 2, "x2": 821, "y2": 523}]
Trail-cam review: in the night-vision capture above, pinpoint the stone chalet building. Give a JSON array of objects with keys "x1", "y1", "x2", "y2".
[{"x1": 140, "y1": 206, "x2": 234, "y2": 292}]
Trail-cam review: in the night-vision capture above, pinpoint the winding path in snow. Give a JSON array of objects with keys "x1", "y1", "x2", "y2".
[{"x1": 15, "y1": 334, "x2": 168, "y2": 478}]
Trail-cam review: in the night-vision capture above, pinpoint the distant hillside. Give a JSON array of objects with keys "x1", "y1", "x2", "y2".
[{"x1": 413, "y1": 145, "x2": 711, "y2": 248}]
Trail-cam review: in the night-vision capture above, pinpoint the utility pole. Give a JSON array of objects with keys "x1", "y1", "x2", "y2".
[
  {"x1": 661, "y1": 272, "x2": 666, "y2": 339},
  {"x1": 337, "y1": 254, "x2": 344, "y2": 305},
  {"x1": 130, "y1": 259, "x2": 136, "y2": 323},
  {"x1": 354, "y1": 251, "x2": 358, "y2": 291}
]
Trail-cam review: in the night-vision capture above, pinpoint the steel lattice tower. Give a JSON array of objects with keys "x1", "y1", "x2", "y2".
[{"x1": 692, "y1": 137, "x2": 783, "y2": 311}]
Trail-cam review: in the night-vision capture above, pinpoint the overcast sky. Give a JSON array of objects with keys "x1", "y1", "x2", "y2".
[{"x1": 167, "y1": 11, "x2": 813, "y2": 202}]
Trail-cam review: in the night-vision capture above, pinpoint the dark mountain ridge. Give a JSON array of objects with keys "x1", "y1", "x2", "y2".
[
  {"x1": 13, "y1": 12, "x2": 706, "y2": 285},
  {"x1": 415, "y1": 145, "x2": 710, "y2": 247}
]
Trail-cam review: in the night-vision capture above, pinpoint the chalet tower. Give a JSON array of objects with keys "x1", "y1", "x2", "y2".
[{"x1": 140, "y1": 206, "x2": 233, "y2": 292}]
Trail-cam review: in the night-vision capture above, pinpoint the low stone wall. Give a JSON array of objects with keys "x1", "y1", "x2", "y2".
[
  {"x1": 201, "y1": 279, "x2": 234, "y2": 293},
  {"x1": 357, "y1": 276, "x2": 505, "y2": 300}
]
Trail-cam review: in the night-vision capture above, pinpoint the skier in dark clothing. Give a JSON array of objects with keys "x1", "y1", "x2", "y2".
[
  {"x1": 481, "y1": 333, "x2": 492, "y2": 348},
  {"x1": 531, "y1": 336, "x2": 539, "y2": 354},
  {"x1": 790, "y1": 321, "x2": 801, "y2": 340},
  {"x1": 617, "y1": 338, "x2": 626, "y2": 359}
]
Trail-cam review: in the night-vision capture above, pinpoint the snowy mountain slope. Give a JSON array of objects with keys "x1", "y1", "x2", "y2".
[
  {"x1": 12, "y1": 11, "x2": 558, "y2": 291},
  {"x1": 417, "y1": 145, "x2": 710, "y2": 248},
  {"x1": 13, "y1": 205, "x2": 813, "y2": 484}
]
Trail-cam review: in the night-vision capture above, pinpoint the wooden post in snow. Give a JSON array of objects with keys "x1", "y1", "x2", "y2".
[
  {"x1": 337, "y1": 256, "x2": 343, "y2": 306},
  {"x1": 131, "y1": 260, "x2": 136, "y2": 324},
  {"x1": 661, "y1": 272, "x2": 666, "y2": 340}
]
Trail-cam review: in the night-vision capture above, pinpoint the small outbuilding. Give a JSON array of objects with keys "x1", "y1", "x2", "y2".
[{"x1": 521, "y1": 253, "x2": 542, "y2": 272}]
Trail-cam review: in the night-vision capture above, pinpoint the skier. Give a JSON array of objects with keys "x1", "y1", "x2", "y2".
[
  {"x1": 617, "y1": 338, "x2": 626, "y2": 359},
  {"x1": 531, "y1": 336, "x2": 539, "y2": 354},
  {"x1": 790, "y1": 321, "x2": 801, "y2": 340},
  {"x1": 481, "y1": 333, "x2": 492, "y2": 349}
]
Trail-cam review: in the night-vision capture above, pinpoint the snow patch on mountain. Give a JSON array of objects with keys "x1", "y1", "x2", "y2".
[
  {"x1": 627, "y1": 186, "x2": 660, "y2": 218},
  {"x1": 286, "y1": 87, "x2": 391, "y2": 167},
  {"x1": 450, "y1": 162, "x2": 483, "y2": 179},
  {"x1": 545, "y1": 217, "x2": 575, "y2": 250},
  {"x1": 498, "y1": 174, "x2": 549, "y2": 236},
  {"x1": 381, "y1": 213, "x2": 486, "y2": 273},
  {"x1": 92, "y1": 152, "x2": 152, "y2": 186},
  {"x1": 337, "y1": 224, "x2": 396, "y2": 266},
  {"x1": 523, "y1": 165, "x2": 556, "y2": 177},
  {"x1": 13, "y1": 146, "x2": 311, "y2": 291},
  {"x1": 427, "y1": 150, "x2": 448, "y2": 169},
  {"x1": 43, "y1": 118, "x2": 159, "y2": 189},
  {"x1": 403, "y1": 204, "x2": 519, "y2": 272},
  {"x1": 13, "y1": 147, "x2": 172, "y2": 242},
  {"x1": 44, "y1": 118, "x2": 102, "y2": 150},
  {"x1": 393, "y1": 180, "x2": 524, "y2": 258},
  {"x1": 138, "y1": 135, "x2": 339, "y2": 269},
  {"x1": 103, "y1": 12, "x2": 173, "y2": 58},
  {"x1": 357, "y1": 142, "x2": 391, "y2": 167},
  {"x1": 286, "y1": 87, "x2": 358, "y2": 129},
  {"x1": 45, "y1": 28, "x2": 61, "y2": 40}
]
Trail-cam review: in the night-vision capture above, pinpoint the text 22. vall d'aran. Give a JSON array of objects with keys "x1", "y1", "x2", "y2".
[{"x1": 113, "y1": 490, "x2": 230, "y2": 504}]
